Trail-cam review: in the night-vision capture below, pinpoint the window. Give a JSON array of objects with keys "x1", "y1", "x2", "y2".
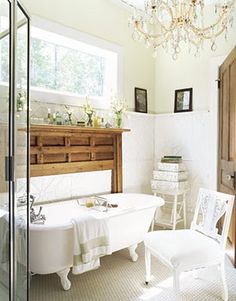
[
  {"x1": 31, "y1": 37, "x2": 106, "y2": 97},
  {"x1": 0, "y1": 17, "x2": 122, "y2": 107}
]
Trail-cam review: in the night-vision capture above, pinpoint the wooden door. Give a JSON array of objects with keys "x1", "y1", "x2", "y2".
[{"x1": 218, "y1": 47, "x2": 236, "y2": 267}]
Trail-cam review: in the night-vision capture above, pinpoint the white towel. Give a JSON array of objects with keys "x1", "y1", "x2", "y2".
[
  {"x1": 71, "y1": 214, "x2": 111, "y2": 274},
  {"x1": 0, "y1": 213, "x2": 9, "y2": 265},
  {"x1": 0, "y1": 213, "x2": 26, "y2": 267}
]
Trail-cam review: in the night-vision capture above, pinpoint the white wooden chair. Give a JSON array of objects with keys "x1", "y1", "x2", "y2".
[{"x1": 144, "y1": 188, "x2": 234, "y2": 301}]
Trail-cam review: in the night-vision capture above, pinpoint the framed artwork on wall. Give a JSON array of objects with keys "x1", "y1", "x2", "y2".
[
  {"x1": 174, "y1": 88, "x2": 193, "y2": 113},
  {"x1": 135, "y1": 87, "x2": 147, "y2": 113}
]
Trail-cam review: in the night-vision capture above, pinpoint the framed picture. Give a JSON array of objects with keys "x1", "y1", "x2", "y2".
[
  {"x1": 135, "y1": 87, "x2": 147, "y2": 113},
  {"x1": 174, "y1": 88, "x2": 193, "y2": 113}
]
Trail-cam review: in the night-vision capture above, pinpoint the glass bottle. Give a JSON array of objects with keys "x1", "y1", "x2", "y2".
[
  {"x1": 47, "y1": 108, "x2": 52, "y2": 124},
  {"x1": 52, "y1": 113, "x2": 56, "y2": 124},
  {"x1": 56, "y1": 112, "x2": 62, "y2": 125}
]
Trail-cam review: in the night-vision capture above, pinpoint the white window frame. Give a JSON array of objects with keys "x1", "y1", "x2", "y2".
[{"x1": 30, "y1": 16, "x2": 124, "y2": 109}]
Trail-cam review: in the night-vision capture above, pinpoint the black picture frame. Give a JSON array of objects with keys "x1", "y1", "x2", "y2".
[
  {"x1": 174, "y1": 88, "x2": 193, "y2": 113},
  {"x1": 135, "y1": 87, "x2": 147, "y2": 113}
]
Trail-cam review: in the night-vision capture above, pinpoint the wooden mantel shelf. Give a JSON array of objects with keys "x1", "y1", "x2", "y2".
[
  {"x1": 30, "y1": 124, "x2": 130, "y2": 134},
  {"x1": 30, "y1": 124, "x2": 130, "y2": 193}
]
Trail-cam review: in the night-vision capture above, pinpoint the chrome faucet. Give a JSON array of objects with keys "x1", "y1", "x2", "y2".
[
  {"x1": 30, "y1": 194, "x2": 36, "y2": 208},
  {"x1": 30, "y1": 194, "x2": 46, "y2": 224}
]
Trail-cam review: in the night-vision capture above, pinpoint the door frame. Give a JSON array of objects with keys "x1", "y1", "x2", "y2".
[
  {"x1": 7, "y1": 0, "x2": 31, "y2": 300},
  {"x1": 209, "y1": 56, "x2": 225, "y2": 190},
  {"x1": 217, "y1": 47, "x2": 236, "y2": 267}
]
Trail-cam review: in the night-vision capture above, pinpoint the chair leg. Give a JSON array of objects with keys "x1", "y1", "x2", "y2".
[
  {"x1": 173, "y1": 270, "x2": 180, "y2": 293},
  {"x1": 172, "y1": 195, "x2": 178, "y2": 230},
  {"x1": 145, "y1": 247, "x2": 151, "y2": 284},
  {"x1": 183, "y1": 192, "x2": 187, "y2": 229},
  {"x1": 220, "y1": 263, "x2": 228, "y2": 301},
  {"x1": 150, "y1": 218, "x2": 155, "y2": 232}
]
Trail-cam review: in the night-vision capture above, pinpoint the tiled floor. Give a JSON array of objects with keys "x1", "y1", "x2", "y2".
[{"x1": 30, "y1": 243, "x2": 236, "y2": 301}]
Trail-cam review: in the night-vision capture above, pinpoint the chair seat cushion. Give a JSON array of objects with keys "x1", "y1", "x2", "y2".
[{"x1": 144, "y1": 230, "x2": 223, "y2": 271}]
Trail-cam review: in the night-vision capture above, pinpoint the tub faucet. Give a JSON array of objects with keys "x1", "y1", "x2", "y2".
[
  {"x1": 30, "y1": 194, "x2": 36, "y2": 208},
  {"x1": 30, "y1": 206, "x2": 46, "y2": 224},
  {"x1": 30, "y1": 195, "x2": 46, "y2": 224}
]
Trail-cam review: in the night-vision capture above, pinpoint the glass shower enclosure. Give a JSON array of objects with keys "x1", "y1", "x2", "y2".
[{"x1": 0, "y1": 0, "x2": 30, "y2": 300}]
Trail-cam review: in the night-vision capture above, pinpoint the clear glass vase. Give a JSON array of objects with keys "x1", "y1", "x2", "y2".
[{"x1": 115, "y1": 112, "x2": 122, "y2": 128}]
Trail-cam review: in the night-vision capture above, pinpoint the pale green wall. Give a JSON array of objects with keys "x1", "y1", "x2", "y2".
[
  {"x1": 154, "y1": 6, "x2": 236, "y2": 114},
  {"x1": 21, "y1": 0, "x2": 156, "y2": 112}
]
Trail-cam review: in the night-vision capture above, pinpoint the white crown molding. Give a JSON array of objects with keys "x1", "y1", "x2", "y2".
[
  {"x1": 111, "y1": 0, "x2": 144, "y2": 11},
  {"x1": 111, "y1": 0, "x2": 220, "y2": 11}
]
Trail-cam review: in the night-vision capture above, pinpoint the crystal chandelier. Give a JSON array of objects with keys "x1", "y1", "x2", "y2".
[{"x1": 121, "y1": 0, "x2": 235, "y2": 59}]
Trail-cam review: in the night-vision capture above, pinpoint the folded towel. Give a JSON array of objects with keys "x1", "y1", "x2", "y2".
[
  {"x1": 71, "y1": 214, "x2": 111, "y2": 274},
  {"x1": 0, "y1": 213, "x2": 9, "y2": 264},
  {"x1": 16, "y1": 215, "x2": 27, "y2": 266},
  {"x1": 0, "y1": 212, "x2": 27, "y2": 267}
]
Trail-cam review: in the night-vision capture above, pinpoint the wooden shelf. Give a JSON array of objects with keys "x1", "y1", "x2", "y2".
[
  {"x1": 30, "y1": 124, "x2": 130, "y2": 135},
  {"x1": 29, "y1": 124, "x2": 130, "y2": 193}
]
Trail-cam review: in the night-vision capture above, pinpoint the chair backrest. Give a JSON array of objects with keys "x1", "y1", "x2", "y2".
[{"x1": 191, "y1": 188, "x2": 234, "y2": 249}]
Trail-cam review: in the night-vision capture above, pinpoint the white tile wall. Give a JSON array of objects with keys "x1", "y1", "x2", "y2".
[
  {"x1": 16, "y1": 101, "x2": 216, "y2": 224},
  {"x1": 154, "y1": 110, "x2": 215, "y2": 225},
  {"x1": 29, "y1": 171, "x2": 112, "y2": 203},
  {"x1": 123, "y1": 113, "x2": 155, "y2": 194}
]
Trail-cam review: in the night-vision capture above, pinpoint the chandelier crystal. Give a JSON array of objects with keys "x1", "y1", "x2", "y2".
[{"x1": 122, "y1": 0, "x2": 235, "y2": 59}]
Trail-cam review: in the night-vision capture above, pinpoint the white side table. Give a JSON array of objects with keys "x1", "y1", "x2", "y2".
[{"x1": 151, "y1": 189, "x2": 188, "y2": 230}]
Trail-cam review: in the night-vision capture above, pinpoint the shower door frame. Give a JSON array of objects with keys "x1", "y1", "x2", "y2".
[{"x1": 6, "y1": 0, "x2": 30, "y2": 300}]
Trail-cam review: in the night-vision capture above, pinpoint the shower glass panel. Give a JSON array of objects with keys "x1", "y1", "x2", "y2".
[
  {"x1": 0, "y1": 0, "x2": 10, "y2": 300},
  {"x1": 15, "y1": 3, "x2": 29, "y2": 301},
  {"x1": 0, "y1": 1, "x2": 30, "y2": 300}
]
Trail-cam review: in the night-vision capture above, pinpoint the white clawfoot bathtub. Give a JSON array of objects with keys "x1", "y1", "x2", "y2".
[{"x1": 30, "y1": 193, "x2": 164, "y2": 290}]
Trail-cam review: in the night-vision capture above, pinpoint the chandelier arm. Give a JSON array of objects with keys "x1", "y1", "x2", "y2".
[
  {"x1": 134, "y1": 21, "x2": 165, "y2": 39},
  {"x1": 134, "y1": 21, "x2": 170, "y2": 46},
  {"x1": 154, "y1": 1, "x2": 179, "y2": 33},
  {"x1": 134, "y1": 2, "x2": 177, "y2": 38},
  {"x1": 190, "y1": 25, "x2": 227, "y2": 40},
  {"x1": 188, "y1": 1, "x2": 234, "y2": 33},
  {"x1": 187, "y1": 2, "x2": 197, "y2": 21},
  {"x1": 188, "y1": 12, "x2": 229, "y2": 41},
  {"x1": 134, "y1": 22, "x2": 178, "y2": 42}
]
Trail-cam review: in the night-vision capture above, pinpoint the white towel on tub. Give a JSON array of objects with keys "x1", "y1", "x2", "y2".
[
  {"x1": 0, "y1": 213, "x2": 9, "y2": 265},
  {"x1": 71, "y1": 214, "x2": 111, "y2": 274},
  {"x1": 0, "y1": 212, "x2": 27, "y2": 268}
]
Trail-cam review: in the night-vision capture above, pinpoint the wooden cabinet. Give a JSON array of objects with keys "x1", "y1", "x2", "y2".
[{"x1": 29, "y1": 125, "x2": 130, "y2": 193}]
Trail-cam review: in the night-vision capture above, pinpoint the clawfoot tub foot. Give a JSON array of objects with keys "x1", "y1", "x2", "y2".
[
  {"x1": 57, "y1": 268, "x2": 71, "y2": 290},
  {"x1": 128, "y1": 244, "x2": 138, "y2": 262}
]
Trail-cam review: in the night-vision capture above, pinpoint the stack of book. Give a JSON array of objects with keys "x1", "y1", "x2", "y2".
[
  {"x1": 151, "y1": 156, "x2": 189, "y2": 193},
  {"x1": 160, "y1": 156, "x2": 182, "y2": 163}
]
